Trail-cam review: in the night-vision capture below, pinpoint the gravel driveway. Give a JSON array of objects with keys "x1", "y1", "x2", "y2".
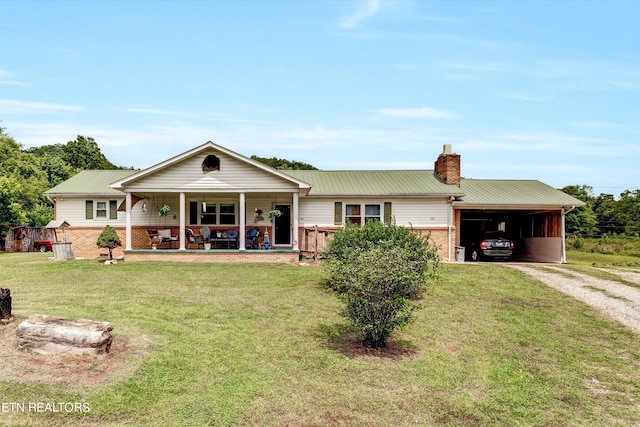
[{"x1": 507, "y1": 264, "x2": 640, "y2": 334}]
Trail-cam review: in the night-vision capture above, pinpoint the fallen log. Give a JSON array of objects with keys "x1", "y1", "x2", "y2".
[
  {"x1": 0, "y1": 288, "x2": 11, "y2": 320},
  {"x1": 16, "y1": 315, "x2": 113, "y2": 356}
]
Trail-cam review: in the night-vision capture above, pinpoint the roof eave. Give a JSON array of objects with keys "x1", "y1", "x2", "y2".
[
  {"x1": 109, "y1": 141, "x2": 312, "y2": 190},
  {"x1": 453, "y1": 202, "x2": 586, "y2": 210}
]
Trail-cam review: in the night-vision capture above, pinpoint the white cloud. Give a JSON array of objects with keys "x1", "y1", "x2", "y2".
[
  {"x1": 0, "y1": 99, "x2": 83, "y2": 114},
  {"x1": 458, "y1": 132, "x2": 631, "y2": 156},
  {"x1": 0, "y1": 68, "x2": 26, "y2": 86},
  {"x1": 125, "y1": 107, "x2": 196, "y2": 118},
  {"x1": 339, "y1": 0, "x2": 380, "y2": 29},
  {"x1": 377, "y1": 106, "x2": 457, "y2": 119}
]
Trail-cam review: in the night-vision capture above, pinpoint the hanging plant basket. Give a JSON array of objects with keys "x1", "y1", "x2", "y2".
[
  {"x1": 158, "y1": 204, "x2": 171, "y2": 217},
  {"x1": 267, "y1": 209, "x2": 282, "y2": 219}
]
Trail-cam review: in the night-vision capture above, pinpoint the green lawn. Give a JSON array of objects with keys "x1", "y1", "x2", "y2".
[{"x1": 1, "y1": 252, "x2": 639, "y2": 426}]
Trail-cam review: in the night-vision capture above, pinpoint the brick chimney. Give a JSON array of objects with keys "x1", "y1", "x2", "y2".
[{"x1": 434, "y1": 144, "x2": 461, "y2": 186}]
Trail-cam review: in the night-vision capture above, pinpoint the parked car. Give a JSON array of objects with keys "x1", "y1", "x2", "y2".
[
  {"x1": 33, "y1": 240, "x2": 53, "y2": 252},
  {"x1": 467, "y1": 231, "x2": 514, "y2": 261}
]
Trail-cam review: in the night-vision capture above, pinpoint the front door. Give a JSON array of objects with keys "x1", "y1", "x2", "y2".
[{"x1": 273, "y1": 204, "x2": 291, "y2": 246}]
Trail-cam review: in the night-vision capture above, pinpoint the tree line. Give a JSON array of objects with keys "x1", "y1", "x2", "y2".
[
  {"x1": 561, "y1": 185, "x2": 640, "y2": 237},
  {"x1": 0, "y1": 126, "x2": 127, "y2": 237}
]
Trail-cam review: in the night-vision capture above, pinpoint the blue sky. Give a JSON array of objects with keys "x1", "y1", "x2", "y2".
[{"x1": 2, "y1": 0, "x2": 639, "y2": 196}]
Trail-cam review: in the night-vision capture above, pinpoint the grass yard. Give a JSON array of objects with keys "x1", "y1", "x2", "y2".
[{"x1": 1, "y1": 252, "x2": 639, "y2": 426}]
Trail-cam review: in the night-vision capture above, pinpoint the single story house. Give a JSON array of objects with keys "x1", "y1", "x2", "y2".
[{"x1": 44, "y1": 141, "x2": 584, "y2": 263}]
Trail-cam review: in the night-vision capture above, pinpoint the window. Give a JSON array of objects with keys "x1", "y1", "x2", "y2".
[
  {"x1": 195, "y1": 201, "x2": 236, "y2": 225},
  {"x1": 345, "y1": 204, "x2": 362, "y2": 225},
  {"x1": 364, "y1": 204, "x2": 381, "y2": 223},
  {"x1": 220, "y1": 204, "x2": 236, "y2": 225},
  {"x1": 343, "y1": 203, "x2": 387, "y2": 225},
  {"x1": 201, "y1": 203, "x2": 217, "y2": 225},
  {"x1": 85, "y1": 200, "x2": 118, "y2": 220},
  {"x1": 96, "y1": 201, "x2": 107, "y2": 218},
  {"x1": 189, "y1": 201, "x2": 198, "y2": 224}
]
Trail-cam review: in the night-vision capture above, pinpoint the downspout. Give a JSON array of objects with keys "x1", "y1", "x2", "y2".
[
  {"x1": 447, "y1": 196, "x2": 454, "y2": 261},
  {"x1": 561, "y1": 205, "x2": 576, "y2": 263}
]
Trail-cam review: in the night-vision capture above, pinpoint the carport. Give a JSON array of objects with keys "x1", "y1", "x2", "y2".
[
  {"x1": 457, "y1": 208, "x2": 564, "y2": 262},
  {"x1": 453, "y1": 179, "x2": 584, "y2": 263}
]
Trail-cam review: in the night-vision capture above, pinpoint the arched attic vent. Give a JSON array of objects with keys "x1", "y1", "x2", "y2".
[{"x1": 202, "y1": 154, "x2": 220, "y2": 172}]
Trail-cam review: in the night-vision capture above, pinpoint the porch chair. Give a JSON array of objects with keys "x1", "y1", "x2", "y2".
[
  {"x1": 245, "y1": 227, "x2": 260, "y2": 249},
  {"x1": 185, "y1": 228, "x2": 205, "y2": 249},
  {"x1": 200, "y1": 226, "x2": 211, "y2": 242}
]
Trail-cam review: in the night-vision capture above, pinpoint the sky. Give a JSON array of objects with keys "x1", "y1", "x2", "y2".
[{"x1": 1, "y1": 0, "x2": 639, "y2": 196}]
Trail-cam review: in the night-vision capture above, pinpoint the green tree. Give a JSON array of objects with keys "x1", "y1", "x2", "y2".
[
  {"x1": 617, "y1": 189, "x2": 640, "y2": 236},
  {"x1": 62, "y1": 135, "x2": 119, "y2": 170},
  {"x1": 0, "y1": 131, "x2": 52, "y2": 235},
  {"x1": 250, "y1": 155, "x2": 317, "y2": 170},
  {"x1": 96, "y1": 225, "x2": 122, "y2": 260},
  {"x1": 593, "y1": 194, "x2": 625, "y2": 235},
  {"x1": 325, "y1": 221, "x2": 440, "y2": 348},
  {"x1": 26, "y1": 143, "x2": 77, "y2": 188},
  {"x1": 0, "y1": 176, "x2": 28, "y2": 230},
  {"x1": 560, "y1": 185, "x2": 598, "y2": 235}
]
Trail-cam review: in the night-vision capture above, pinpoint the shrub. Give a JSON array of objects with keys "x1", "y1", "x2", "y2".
[
  {"x1": 570, "y1": 235, "x2": 584, "y2": 249},
  {"x1": 97, "y1": 225, "x2": 122, "y2": 260},
  {"x1": 324, "y1": 221, "x2": 440, "y2": 348},
  {"x1": 324, "y1": 221, "x2": 439, "y2": 296}
]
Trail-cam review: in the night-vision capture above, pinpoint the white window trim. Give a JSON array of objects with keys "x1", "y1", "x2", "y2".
[
  {"x1": 95, "y1": 201, "x2": 108, "y2": 219},
  {"x1": 194, "y1": 201, "x2": 238, "y2": 225},
  {"x1": 344, "y1": 202, "x2": 383, "y2": 225},
  {"x1": 91, "y1": 199, "x2": 117, "y2": 221}
]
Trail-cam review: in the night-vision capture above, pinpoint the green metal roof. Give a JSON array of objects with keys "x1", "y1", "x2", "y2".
[
  {"x1": 44, "y1": 169, "x2": 584, "y2": 209},
  {"x1": 282, "y1": 170, "x2": 464, "y2": 196},
  {"x1": 457, "y1": 179, "x2": 585, "y2": 207},
  {"x1": 45, "y1": 170, "x2": 136, "y2": 196}
]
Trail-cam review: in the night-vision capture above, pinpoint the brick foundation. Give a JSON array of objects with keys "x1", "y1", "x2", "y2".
[
  {"x1": 297, "y1": 226, "x2": 456, "y2": 261},
  {"x1": 64, "y1": 224, "x2": 456, "y2": 263},
  {"x1": 62, "y1": 227, "x2": 127, "y2": 259},
  {"x1": 124, "y1": 250, "x2": 299, "y2": 264}
]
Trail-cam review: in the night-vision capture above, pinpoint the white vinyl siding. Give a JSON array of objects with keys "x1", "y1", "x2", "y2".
[
  {"x1": 57, "y1": 198, "x2": 127, "y2": 225},
  {"x1": 296, "y1": 198, "x2": 450, "y2": 228},
  {"x1": 297, "y1": 199, "x2": 337, "y2": 228},
  {"x1": 125, "y1": 149, "x2": 299, "y2": 192},
  {"x1": 390, "y1": 199, "x2": 450, "y2": 226}
]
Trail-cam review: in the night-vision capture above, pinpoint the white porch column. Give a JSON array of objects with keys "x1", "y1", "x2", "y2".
[
  {"x1": 239, "y1": 192, "x2": 246, "y2": 250},
  {"x1": 561, "y1": 208, "x2": 567, "y2": 264},
  {"x1": 179, "y1": 192, "x2": 186, "y2": 250},
  {"x1": 125, "y1": 192, "x2": 132, "y2": 250},
  {"x1": 292, "y1": 191, "x2": 299, "y2": 250}
]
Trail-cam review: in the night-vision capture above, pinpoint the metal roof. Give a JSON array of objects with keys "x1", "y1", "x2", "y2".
[
  {"x1": 282, "y1": 170, "x2": 464, "y2": 196},
  {"x1": 44, "y1": 169, "x2": 584, "y2": 209},
  {"x1": 45, "y1": 170, "x2": 136, "y2": 196},
  {"x1": 456, "y1": 179, "x2": 585, "y2": 207}
]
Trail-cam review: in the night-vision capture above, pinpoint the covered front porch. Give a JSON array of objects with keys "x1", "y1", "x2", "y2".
[{"x1": 122, "y1": 190, "x2": 301, "y2": 253}]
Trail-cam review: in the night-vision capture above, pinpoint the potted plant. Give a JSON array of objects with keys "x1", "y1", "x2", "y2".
[
  {"x1": 158, "y1": 204, "x2": 171, "y2": 217},
  {"x1": 267, "y1": 209, "x2": 282, "y2": 220}
]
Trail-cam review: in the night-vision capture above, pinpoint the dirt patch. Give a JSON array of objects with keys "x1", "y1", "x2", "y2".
[
  {"x1": 330, "y1": 330, "x2": 420, "y2": 360},
  {"x1": 0, "y1": 316, "x2": 146, "y2": 389}
]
